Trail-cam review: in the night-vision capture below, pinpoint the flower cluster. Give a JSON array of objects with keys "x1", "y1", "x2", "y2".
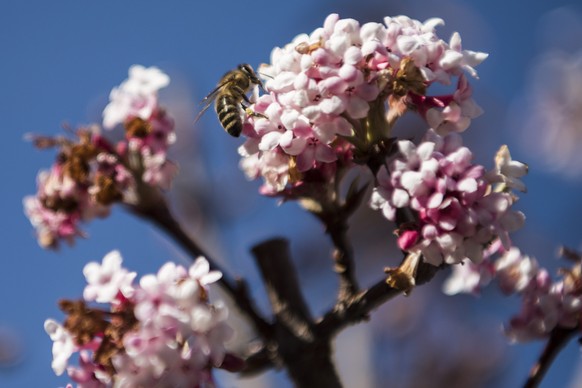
[
  {"x1": 238, "y1": 14, "x2": 487, "y2": 195},
  {"x1": 518, "y1": 50, "x2": 582, "y2": 177},
  {"x1": 45, "y1": 251, "x2": 236, "y2": 387},
  {"x1": 370, "y1": 131, "x2": 526, "y2": 266},
  {"x1": 102, "y1": 65, "x2": 178, "y2": 190},
  {"x1": 24, "y1": 66, "x2": 177, "y2": 249},
  {"x1": 446, "y1": 246, "x2": 582, "y2": 343},
  {"x1": 504, "y1": 252, "x2": 582, "y2": 342},
  {"x1": 442, "y1": 242, "x2": 535, "y2": 295}
]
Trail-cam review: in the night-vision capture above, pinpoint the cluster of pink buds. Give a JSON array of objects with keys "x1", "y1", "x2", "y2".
[
  {"x1": 370, "y1": 131, "x2": 527, "y2": 266},
  {"x1": 24, "y1": 66, "x2": 177, "y2": 249},
  {"x1": 45, "y1": 251, "x2": 238, "y2": 387},
  {"x1": 238, "y1": 14, "x2": 487, "y2": 195}
]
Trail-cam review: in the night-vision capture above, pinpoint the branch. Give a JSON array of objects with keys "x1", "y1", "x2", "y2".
[
  {"x1": 317, "y1": 276, "x2": 400, "y2": 338},
  {"x1": 252, "y1": 238, "x2": 314, "y2": 341},
  {"x1": 523, "y1": 327, "x2": 576, "y2": 388},
  {"x1": 326, "y1": 214, "x2": 359, "y2": 301},
  {"x1": 251, "y1": 238, "x2": 343, "y2": 387},
  {"x1": 317, "y1": 259, "x2": 441, "y2": 339},
  {"x1": 127, "y1": 199, "x2": 272, "y2": 338}
]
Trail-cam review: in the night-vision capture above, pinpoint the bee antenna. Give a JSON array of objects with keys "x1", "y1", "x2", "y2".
[{"x1": 258, "y1": 72, "x2": 273, "y2": 80}]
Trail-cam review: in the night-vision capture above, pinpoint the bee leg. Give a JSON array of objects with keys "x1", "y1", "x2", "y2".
[
  {"x1": 232, "y1": 85, "x2": 253, "y2": 105},
  {"x1": 244, "y1": 106, "x2": 268, "y2": 120}
]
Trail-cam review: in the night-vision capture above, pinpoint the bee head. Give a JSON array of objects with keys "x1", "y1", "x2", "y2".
[{"x1": 238, "y1": 64, "x2": 261, "y2": 86}]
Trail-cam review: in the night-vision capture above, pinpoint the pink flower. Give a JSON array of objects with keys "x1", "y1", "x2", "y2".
[
  {"x1": 424, "y1": 75, "x2": 484, "y2": 135},
  {"x1": 239, "y1": 14, "x2": 486, "y2": 195},
  {"x1": 504, "y1": 270, "x2": 560, "y2": 342},
  {"x1": 67, "y1": 351, "x2": 110, "y2": 387},
  {"x1": 102, "y1": 65, "x2": 170, "y2": 129},
  {"x1": 141, "y1": 150, "x2": 179, "y2": 191},
  {"x1": 371, "y1": 130, "x2": 525, "y2": 266},
  {"x1": 46, "y1": 252, "x2": 233, "y2": 387},
  {"x1": 442, "y1": 259, "x2": 495, "y2": 295},
  {"x1": 26, "y1": 67, "x2": 178, "y2": 248},
  {"x1": 23, "y1": 195, "x2": 82, "y2": 249},
  {"x1": 495, "y1": 248, "x2": 538, "y2": 295}
]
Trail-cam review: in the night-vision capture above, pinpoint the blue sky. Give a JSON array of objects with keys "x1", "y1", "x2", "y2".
[{"x1": 2, "y1": 1, "x2": 582, "y2": 386}]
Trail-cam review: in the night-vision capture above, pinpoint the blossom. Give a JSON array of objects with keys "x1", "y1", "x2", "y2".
[
  {"x1": 102, "y1": 65, "x2": 170, "y2": 129},
  {"x1": 23, "y1": 131, "x2": 122, "y2": 249},
  {"x1": 443, "y1": 259, "x2": 495, "y2": 295},
  {"x1": 505, "y1": 249, "x2": 582, "y2": 342},
  {"x1": 44, "y1": 319, "x2": 76, "y2": 376},
  {"x1": 486, "y1": 145, "x2": 528, "y2": 193},
  {"x1": 442, "y1": 238, "x2": 502, "y2": 296},
  {"x1": 23, "y1": 195, "x2": 81, "y2": 249},
  {"x1": 102, "y1": 66, "x2": 178, "y2": 190},
  {"x1": 26, "y1": 66, "x2": 178, "y2": 248},
  {"x1": 141, "y1": 149, "x2": 179, "y2": 191},
  {"x1": 46, "y1": 252, "x2": 235, "y2": 387},
  {"x1": 370, "y1": 130, "x2": 525, "y2": 266},
  {"x1": 494, "y1": 247, "x2": 538, "y2": 294},
  {"x1": 23, "y1": 157, "x2": 109, "y2": 249},
  {"x1": 67, "y1": 351, "x2": 111, "y2": 387},
  {"x1": 424, "y1": 75, "x2": 484, "y2": 135},
  {"x1": 504, "y1": 270, "x2": 560, "y2": 342},
  {"x1": 83, "y1": 250, "x2": 136, "y2": 304},
  {"x1": 238, "y1": 13, "x2": 487, "y2": 195}
]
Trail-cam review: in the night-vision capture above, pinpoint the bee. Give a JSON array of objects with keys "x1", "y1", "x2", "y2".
[{"x1": 195, "y1": 64, "x2": 263, "y2": 137}]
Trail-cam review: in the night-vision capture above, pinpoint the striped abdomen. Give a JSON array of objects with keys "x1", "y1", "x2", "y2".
[{"x1": 215, "y1": 94, "x2": 243, "y2": 137}]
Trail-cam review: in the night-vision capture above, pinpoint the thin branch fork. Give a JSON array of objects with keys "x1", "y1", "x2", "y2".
[
  {"x1": 314, "y1": 203, "x2": 360, "y2": 302},
  {"x1": 252, "y1": 238, "x2": 343, "y2": 388},
  {"x1": 326, "y1": 215, "x2": 359, "y2": 301},
  {"x1": 317, "y1": 257, "x2": 440, "y2": 339}
]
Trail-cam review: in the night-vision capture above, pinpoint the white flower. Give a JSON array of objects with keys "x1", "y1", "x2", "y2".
[
  {"x1": 102, "y1": 65, "x2": 170, "y2": 129},
  {"x1": 189, "y1": 257, "x2": 222, "y2": 287},
  {"x1": 495, "y1": 247, "x2": 538, "y2": 294},
  {"x1": 486, "y1": 145, "x2": 528, "y2": 192},
  {"x1": 44, "y1": 319, "x2": 75, "y2": 376},
  {"x1": 83, "y1": 250, "x2": 136, "y2": 303},
  {"x1": 124, "y1": 65, "x2": 170, "y2": 95}
]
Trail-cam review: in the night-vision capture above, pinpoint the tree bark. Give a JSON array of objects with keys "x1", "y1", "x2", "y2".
[{"x1": 252, "y1": 238, "x2": 343, "y2": 388}]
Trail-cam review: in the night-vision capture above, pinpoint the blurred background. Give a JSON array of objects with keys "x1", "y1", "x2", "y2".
[{"x1": 3, "y1": 0, "x2": 582, "y2": 386}]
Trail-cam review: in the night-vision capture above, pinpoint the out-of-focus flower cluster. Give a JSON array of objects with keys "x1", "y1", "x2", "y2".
[
  {"x1": 238, "y1": 13, "x2": 487, "y2": 195},
  {"x1": 445, "y1": 246, "x2": 582, "y2": 343},
  {"x1": 24, "y1": 65, "x2": 177, "y2": 249},
  {"x1": 45, "y1": 251, "x2": 236, "y2": 387},
  {"x1": 370, "y1": 132, "x2": 527, "y2": 266},
  {"x1": 519, "y1": 51, "x2": 582, "y2": 177}
]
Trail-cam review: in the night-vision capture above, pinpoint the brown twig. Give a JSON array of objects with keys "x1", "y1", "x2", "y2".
[
  {"x1": 326, "y1": 214, "x2": 359, "y2": 301},
  {"x1": 317, "y1": 277, "x2": 400, "y2": 338},
  {"x1": 317, "y1": 259, "x2": 441, "y2": 339},
  {"x1": 523, "y1": 327, "x2": 576, "y2": 388}
]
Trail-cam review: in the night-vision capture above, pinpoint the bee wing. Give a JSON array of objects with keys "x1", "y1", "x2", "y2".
[
  {"x1": 194, "y1": 89, "x2": 221, "y2": 125},
  {"x1": 193, "y1": 79, "x2": 233, "y2": 124},
  {"x1": 194, "y1": 98, "x2": 215, "y2": 125}
]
